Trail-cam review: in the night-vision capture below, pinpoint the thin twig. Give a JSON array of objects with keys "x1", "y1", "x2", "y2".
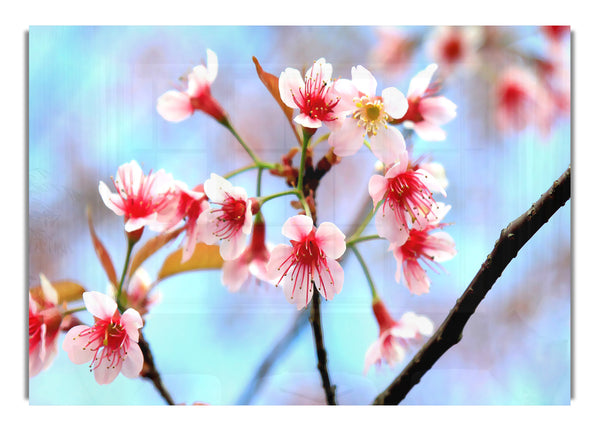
[
  {"x1": 372, "y1": 165, "x2": 571, "y2": 405},
  {"x1": 236, "y1": 310, "x2": 309, "y2": 404},
  {"x1": 138, "y1": 331, "x2": 176, "y2": 405},
  {"x1": 309, "y1": 286, "x2": 337, "y2": 405}
]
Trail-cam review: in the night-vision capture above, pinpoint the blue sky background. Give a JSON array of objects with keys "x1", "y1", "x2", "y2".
[{"x1": 28, "y1": 26, "x2": 570, "y2": 405}]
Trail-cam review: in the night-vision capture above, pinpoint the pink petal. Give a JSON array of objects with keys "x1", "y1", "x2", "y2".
[
  {"x1": 403, "y1": 261, "x2": 430, "y2": 295},
  {"x1": 315, "y1": 222, "x2": 346, "y2": 259},
  {"x1": 385, "y1": 153, "x2": 409, "y2": 178},
  {"x1": 368, "y1": 174, "x2": 388, "y2": 206},
  {"x1": 205, "y1": 49, "x2": 218, "y2": 84},
  {"x1": 219, "y1": 230, "x2": 248, "y2": 261},
  {"x1": 306, "y1": 58, "x2": 333, "y2": 83},
  {"x1": 294, "y1": 113, "x2": 322, "y2": 129},
  {"x1": 204, "y1": 173, "x2": 233, "y2": 203},
  {"x1": 325, "y1": 258, "x2": 344, "y2": 296},
  {"x1": 351, "y1": 65, "x2": 377, "y2": 97},
  {"x1": 83, "y1": 291, "x2": 117, "y2": 320},
  {"x1": 281, "y1": 215, "x2": 314, "y2": 241},
  {"x1": 124, "y1": 215, "x2": 155, "y2": 233},
  {"x1": 328, "y1": 117, "x2": 365, "y2": 158},
  {"x1": 222, "y1": 258, "x2": 251, "y2": 292},
  {"x1": 381, "y1": 87, "x2": 408, "y2": 119},
  {"x1": 39, "y1": 273, "x2": 58, "y2": 305},
  {"x1": 375, "y1": 207, "x2": 409, "y2": 245},
  {"x1": 188, "y1": 66, "x2": 210, "y2": 97},
  {"x1": 156, "y1": 90, "x2": 193, "y2": 122},
  {"x1": 370, "y1": 126, "x2": 406, "y2": 166},
  {"x1": 98, "y1": 182, "x2": 125, "y2": 216},
  {"x1": 332, "y1": 78, "x2": 359, "y2": 111},
  {"x1": 426, "y1": 231, "x2": 457, "y2": 262},
  {"x1": 412, "y1": 121, "x2": 447, "y2": 141},
  {"x1": 407, "y1": 64, "x2": 437, "y2": 99},
  {"x1": 93, "y1": 357, "x2": 123, "y2": 385},
  {"x1": 121, "y1": 308, "x2": 144, "y2": 342},
  {"x1": 279, "y1": 67, "x2": 304, "y2": 110},
  {"x1": 62, "y1": 325, "x2": 95, "y2": 365},
  {"x1": 416, "y1": 168, "x2": 447, "y2": 197},
  {"x1": 363, "y1": 340, "x2": 383, "y2": 374},
  {"x1": 419, "y1": 96, "x2": 457, "y2": 125},
  {"x1": 120, "y1": 341, "x2": 144, "y2": 379},
  {"x1": 266, "y1": 244, "x2": 294, "y2": 281}
]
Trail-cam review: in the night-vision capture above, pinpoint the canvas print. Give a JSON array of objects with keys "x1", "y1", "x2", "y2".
[{"x1": 28, "y1": 26, "x2": 571, "y2": 405}]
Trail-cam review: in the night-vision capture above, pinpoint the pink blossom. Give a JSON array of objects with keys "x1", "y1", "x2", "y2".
[
  {"x1": 372, "y1": 27, "x2": 417, "y2": 76},
  {"x1": 398, "y1": 64, "x2": 457, "y2": 141},
  {"x1": 495, "y1": 66, "x2": 554, "y2": 134},
  {"x1": 29, "y1": 274, "x2": 62, "y2": 377},
  {"x1": 120, "y1": 268, "x2": 161, "y2": 316},
  {"x1": 99, "y1": 160, "x2": 178, "y2": 233},
  {"x1": 368, "y1": 151, "x2": 446, "y2": 246},
  {"x1": 266, "y1": 215, "x2": 346, "y2": 310},
  {"x1": 198, "y1": 174, "x2": 255, "y2": 261},
  {"x1": 63, "y1": 291, "x2": 144, "y2": 385},
  {"x1": 390, "y1": 203, "x2": 456, "y2": 295},
  {"x1": 221, "y1": 217, "x2": 274, "y2": 292},
  {"x1": 156, "y1": 49, "x2": 226, "y2": 123},
  {"x1": 426, "y1": 26, "x2": 483, "y2": 73},
  {"x1": 165, "y1": 181, "x2": 210, "y2": 263},
  {"x1": 364, "y1": 298, "x2": 434, "y2": 373},
  {"x1": 279, "y1": 58, "x2": 354, "y2": 130},
  {"x1": 328, "y1": 66, "x2": 408, "y2": 165}
]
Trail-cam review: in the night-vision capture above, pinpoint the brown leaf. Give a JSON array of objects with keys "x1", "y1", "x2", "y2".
[
  {"x1": 128, "y1": 226, "x2": 185, "y2": 278},
  {"x1": 252, "y1": 56, "x2": 302, "y2": 146},
  {"x1": 30, "y1": 280, "x2": 86, "y2": 304},
  {"x1": 86, "y1": 207, "x2": 118, "y2": 287},
  {"x1": 156, "y1": 243, "x2": 223, "y2": 282}
]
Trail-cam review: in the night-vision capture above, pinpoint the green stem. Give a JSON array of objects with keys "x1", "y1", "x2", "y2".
[
  {"x1": 258, "y1": 189, "x2": 301, "y2": 205},
  {"x1": 297, "y1": 129, "x2": 311, "y2": 193},
  {"x1": 349, "y1": 244, "x2": 378, "y2": 299},
  {"x1": 62, "y1": 306, "x2": 86, "y2": 316},
  {"x1": 256, "y1": 167, "x2": 264, "y2": 197},
  {"x1": 116, "y1": 238, "x2": 136, "y2": 305},
  {"x1": 346, "y1": 234, "x2": 382, "y2": 246},
  {"x1": 222, "y1": 119, "x2": 261, "y2": 166}
]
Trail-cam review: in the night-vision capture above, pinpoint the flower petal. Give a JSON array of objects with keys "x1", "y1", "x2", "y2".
[
  {"x1": 121, "y1": 308, "x2": 144, "y2": 342},
  {"x1": 204, "y1": 173, "x2": 233, "y2": 203},
  {"x1": 315, "y1": 222, "x2": 346, "y2": 259},
  {"x1": 120, "y1": 341, "x2": 144, "y2": 379},
  {"x1": 407, "y1": 64, "x2": 437, "y2": 100},
  {"x1": 294, "y1": 113, "x2": 322, "y2": 129},
  {"x1": 222, "y1": 258, "x2": 250, "y2": 292},
  {"x1": 370, "y1": 126, "x2": 406, "y2": 166},
  {"x1": 281, "y1": 215, "x2": 314, "y2": 241},
  {"x1": 62, "y1": 325, "x2": 95, "y2": 365},
  {"x1": 363, "y1": 339, "x2": 383, "y2": 374},
  {"x1": 351, "y1": 65, "x2": 377, "y2": 96},
  {"x1": 419, "y1": 96, "x2": 457, "y2": 125},
  {"x1": 83, "y1": 291, "x2": 117, "y2": 320},
  {"x1": 156, "y1": 90, "x2": 193, "y2": 123},
  {"x1": 93, "y1": 356, "x2": 123, "y2": 385},
  {"x1": 368, "y1": 174, "x2": 388, "y2": 206},
  {"x1": 205, "y1": 49, "x2": 218, "y2": 84},
  {"x1": 98, "y1": 182, "x2": 125, "y2": 216},
  {"x1": 382, "y1": 87, "x2": 408, "y2": 119},
  {"x1": 328, "y1": 117, "x2": 365, "y2": 158},
  {"x1": 219, "y1": 231, "x2": 248, "y2": 261},
  {"x1": 266, "y1": 244, "x2": 294, "y2": 282},
  {"x1": 412, "y1": 120, "x2": 447, "y2": 141},
  {"x1": 375, "y1": 206, "x2": 409, "y2": 245},
  {"x1": 279, "y1": 67, "x2": 304, "y2": 110}
]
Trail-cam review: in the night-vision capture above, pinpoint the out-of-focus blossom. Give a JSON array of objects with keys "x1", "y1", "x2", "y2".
[
  {"x1": 199, "y1": 174, "x2": 255, "y2": 261},
  {"x1": 279, "y1": 58, "x2": 354, "y2": 130},
  {"x1": 29, "y1": 274, "x2": 62, "y2": 378},
  {"x1": 98, "y1": 160, "x2": 178, "y2": 233},
  {"x1": 364, "y1": 298, "x2": 434, "y2": 373},
  {"x1": 371, "y1": 27, "x2": 417, "y2": 76},
  {"x1": 397, "y1": 64, "x2": 457, "y2": 141},
  {"x1": 541, "y1": 26, "x2": 570, "y2": 45},
  {"x1": 368, "y1": 150, "x2": 446, "y2": 246},
  {"x1": 157, "y1": 49, "x2": 226, "y2": 123},
  {"x1": 165, "y1": 182, "x2": 210, "y2": 263},
  {"x1": 108, "y1": 268, "x2": 160, "y2": 316},
  {"x1": 267, "y1": 215, "x2": 345, "y2": 310},
  {"x1": 221, "y1": 216, "x2": 273, "y2": 292},
  {"x1": 426, "y1": 26, "x2": 483, "y2": 73},
  {"x1": 329, "y1": 65, "x2": 408, "y2": 165},
  {"x1": 419, "y1": 161, "x2": 449, "y2": 190},
  {"x1": 389, "y1": 203, "x2": 456, "y2": 295},
  {"x1": 63, "y1": 291, "x2": 144, "y2": 385},
  {"x1": 495, "y1": 66, "x2": 554, "y2": 134}
]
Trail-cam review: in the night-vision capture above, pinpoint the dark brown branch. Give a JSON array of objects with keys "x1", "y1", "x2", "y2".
[
  {"x1": 138, "y1": 331, "x2": 176, "y2": 405},
  {"x1": 373, "y1": 165, "x2": 571, "y2": 405},
  {"x1": 236, "y1": 309, "x2": 309, "y2": 404},
  {"x1": 310, "y1": 287, "x2": 337, "y2": 405}
]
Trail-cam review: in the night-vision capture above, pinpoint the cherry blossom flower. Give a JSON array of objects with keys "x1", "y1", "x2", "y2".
[
  {"x1": 221, "y1": 216, "x2": 274, "y2": 292},
  {"x1": 266, "y1": 215, "x2": 346, "y2": 310},
  {"x1": 397, "y1": 64, "x2": 457, "y2": 141},
  {"x1": 99, "y1": 160, "x2": 178, "y2": 233},
  {"x1": 364, "y1": 298, "x2": 434, "y2": 373},
  {"x1": 156, "y1": 49, "x2": 226, "y2": 123},
  {"x1": 29, "y1": 274, "x2": 62, "y2": 378},
  {"x1": 165, "y1": 181, "x2": 210, "y2": 263},
  {"x1": 372, "y1": 27, "x2": 417, "y2": 76},
  {"x1": 495, "y1": 66, "x2": 553, "y2": 134},
  {"x1": 279, "y1": 58, "x2": 354, "y2": 130},
  {"x1": 368, "y1": 150, "x2": 446, "y2": 246},
  {"x1": 198, "y1": 174, "x2": 255, "y2": 261},
  {"x1": 426, "y1": 26, "x2": 483, "y2": 73},
  {"x1": 63, "y1": 291, "x2": 144, "y2": 385},
  {"x1": 328, "y1": 65, "x2": 408, "y2": 165},
  {"x1": 390, "y1": 203, "x2": 456, "y2": 295}
]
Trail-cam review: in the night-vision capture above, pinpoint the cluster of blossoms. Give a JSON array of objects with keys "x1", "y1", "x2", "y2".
[{"x1": 30, "y1": 47, "x2": 459, "y2": 388}]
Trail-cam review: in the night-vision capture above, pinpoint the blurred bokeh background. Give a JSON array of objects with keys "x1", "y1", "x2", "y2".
[{"x1": 28, "y1": 26, "x2": 570, "y2": 405}]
